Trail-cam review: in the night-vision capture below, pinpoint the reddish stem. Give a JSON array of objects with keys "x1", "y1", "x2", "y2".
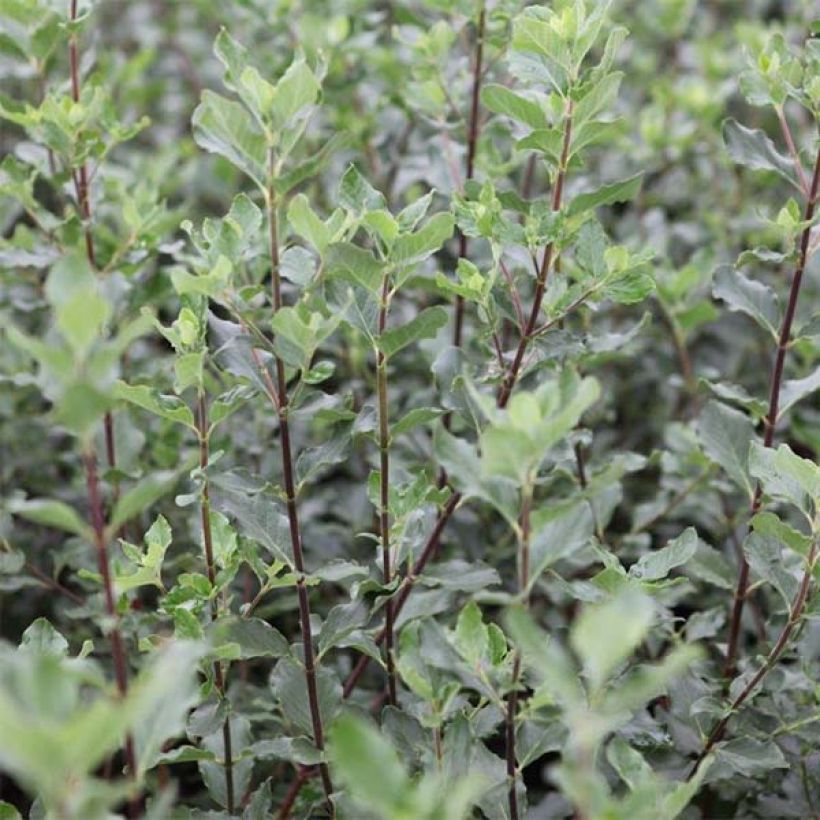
[
  {"x1": 452, "y1": 5, "x2": 487, "y2": 349},
  {"x1": 83, "y1": 450, "x2": 137, "y2": 794},
  {"x1": 197, "y1": 393, "x2": 235, "y2": 813},
  {"x1": 266, "y1": 176, "x2": 335, "y2": 812},
  {"x1": 497, "y1": 102, "x2": 574, "y2": 409},
  {"x1": 724, "y1": 144, "x2": 820, "y2": 677},
  {"x1": 377, "y1": 273, "x2": 398, "y2": 706}
]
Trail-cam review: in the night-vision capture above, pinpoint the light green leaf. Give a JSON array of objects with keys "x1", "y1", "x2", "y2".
[
  {"x1": 378, "y1": 306, "x2": 448, "y2": 358},
  {"x1": 192, "y1": 90, "x2": 268, "y2": 190},
  {"x1": 325, "y1": 242, "x2": 384, "y2": 293},
  {"x1": 481, "y1": 84, "x2": 548, "y2": 130},
  {"x1": 454, "y1": 601, "x2": 489, "y2": 667},
  {"x1": 570, "y1": 589, "x2": 655, "y2": 691},
  {"x1": 713, "y1": 265, "x2": 780, "y2": 337},
  {"x1": 110, "y1": 471, "x2": 178, "y2": 531},
  {"x1": 567, "y1": 173, "x2": 643, "y2": 217},
  {"x1": 722, "y1": 118, "x2": 797, "y2": 188},
  {"x1": 115, "y1": 381, "x2": 196, "y2": 428},
  {"x1": 698, "y1": 400, "x2": 756, "y2": 498},
  {"x1": 209, "y1": 617, "x2": 289, "y2": 660},
  {"x1": 629, "y1": 528, "x2": 698, "y2": 582},
  {"x1": 749, "y1": 442, "x2": 820, "y2": 512},
  {"x1": 391, "y1": 212, "x2": 455, "y2": 267},
  {"x1": 288, "y1": 194, "x2": 330, "y2": 253},
  {"x1": 778, "y1": 366, "x2": 820, "y2": 421},
  {"x1": 9, "y1": 498, "x2": 89, "y2": 537},
  {"x1": 328, "y1": 714, "x2": 408, "y2": 815}
]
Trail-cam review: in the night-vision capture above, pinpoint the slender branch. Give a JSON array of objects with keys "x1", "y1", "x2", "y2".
[
  {"x1": 196, "y1": 392, "x2": 235, "y2": 814},
  {"x1": 68, "y1": 1, "x2": 119, "y2": 491},
  {"x1": 497, "y1": 101, "x2": 574, "y2": 409},
  {"x1": 506, "y1": 484, "x2": 532, "y2": 820},
  {"x1": 25, "y1": 561, "x2": 84, "y2": 605},
  {"x1": 265, "y1": 167, "x2": 335, "y2": 813},
  {"x1": 776, "y1": 106, "x2": 809, "y2": 196},
  {"x1": 82, "y1": 449, "x2": 137, "y2": 792},
  {"x1": 377, "y1": 272, "x2": 398, "y2": 705},
  {"x1": 342, "y1": 491, "x2": 461, "y2": 698},
  {"x1": 284, "y1": 492, "x2": 464, "y2": 814},
  {"x1": 724, "y1": 143, "x2": 820, "y2": 677},
  {"x1": 691, "y1": 539, "x2": 818, "y2": 778},
  {"x1": 453, "y1": 4, "x2": 487, "y2": 348}
]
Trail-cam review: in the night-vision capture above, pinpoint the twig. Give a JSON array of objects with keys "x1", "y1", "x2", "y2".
[
  {"x1": 453, "y1": 5, "x2": 487, "y2": 349},
  {"x1": 690, "y1": 539, "x2": 818, "y2": 777},
  {"x1": 196, "y1": 392, "x2": 235, "y2": 814},
  {"x1": 377, "y1": 271, "x2": 398, "y2": 706},
  {"x1": 724, "y1": 143, "x2": 820, "y2": 677},
  {"x1": 264, "y1": 157, "x2": 335, "y2": 813},
  {"x1": 496, "y1": 101, "x2": 574, "y2": 409}
]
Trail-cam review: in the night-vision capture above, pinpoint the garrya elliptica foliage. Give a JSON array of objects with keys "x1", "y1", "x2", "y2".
[{"x1": 0, "y1": 1, "x2": 819, "y2": 818}]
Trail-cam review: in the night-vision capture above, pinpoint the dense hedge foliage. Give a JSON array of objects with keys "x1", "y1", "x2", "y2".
[{"x1": 1, "y1": 1, "x2": 819, "y2": 818}]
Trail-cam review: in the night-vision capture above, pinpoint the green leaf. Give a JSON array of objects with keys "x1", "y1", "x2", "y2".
[
  {"x1": 481, "y1": 84, "x2": 548, "y2": 130},
  {"x1": 328, "y1": 714, "x2": 408, "y2": 815},
  {"x1": 454, "y1": 601, "x2": 489, "y2": 667},
  {"x1": 275, "y1": 132, "x2": 350, "y2": 196},
  {"x1": 749, "y1": 442, "x2": 820, "y2": 512},
  {"x1": 698, "y1": 400, "x2": 756, "y2": 498},
  {"x1": 629, "y1": 528, "x2": 698, "y2": 582},
  {"x1": 20, "y1": 619, "x2": 69, "y2": 656},
  {"x1": 192, "y1": 90, "x2": 268, "y2": 190},
  {"x1": 9, "y1": 498, "x2": 89, "y2": 537},
  {"x1": 391, "y1": 212, "x2": 455, "y2": 267},
  {"x1": 338, "y1": 164, "x2": 386, "y2": 214},
  {"x1": 392, "y1": 407, "x2": 441, "y2": 438},
  {"x1": 271, "y1": 657, "x2": 341, "y2": 738},
  {"x1": 504, "y1": 606, "x2": 583, "y2": 708},
  {"x1": 209, "y1": 617, "x2": 289, "y2": 659},
  {"x1": 288, "y1": 193, "x2": 330, "y2": 253},
  {"x1": 722, "y1": 118, "x2": 797, "y2": 188},
  {"x1": 268, "y1": 57, "x2": 320, "y2": 129},
  {"x1": 567, "y1": 173, "x2": 643, "y2": 217},
  {"x1": 115, "y1": 381, "x2": 196, "y2": 428},
  {"x1": 713, "y1": 265, "x2": 780, "y2": 337},
  {"x1": 570, "y1": 588, "x2": 655, "y2": 691},
  {"x1": 110, "y1": 470, "x2": 178, "y2": 531},
  {"x1": 778, "y1": 366, "x2": 820, "y2": 421},
  {"x1": 325, "y1": 242, "x2": 384, "y2": 293},
  {"x1": 378, "y1": 306, "x2": 448, "y2": 358},
  {"x1": 750, "y1": 511, "x2": 812, "y2": 558}
]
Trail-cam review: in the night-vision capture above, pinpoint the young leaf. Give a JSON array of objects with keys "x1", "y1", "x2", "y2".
[
  {"x1": 698, "y1": 401, "x2": 756, "y2": 499},
  {"x1": 378, "y1": 306, "x2": 448, "y2": 359}
]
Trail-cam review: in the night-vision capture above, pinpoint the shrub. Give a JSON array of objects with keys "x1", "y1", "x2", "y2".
[{"x1": 0, "y1": 1, "x2": 818, "y2": 818}]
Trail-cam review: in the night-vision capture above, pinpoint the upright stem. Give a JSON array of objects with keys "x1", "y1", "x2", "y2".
[
  {"x1": 691, "y1": 539, "x2": 818, "y2": 777},
  {"x1": 68, "y1": 0, "x2": 118, "y2": 484},
  {"x1": 506, "y1": 484, "x2": 532, "y2": 820},
  {"x1": 196, "y1": 393, "x2": 235, "y2": 814},
  {"x1": 377, "y1": 272, "x2": 398, "y2": 705},
  {"x1": 82, "y1": 449, "x2": 137, "y2": 784},
  {"x1": 342, "y1": 491, "x2": 461, "y2": 697},
  {"x1": 497, "y1": 101, "x2": 574, "y2": 409},
  {"x1": 724, "y1": 144, "x2": 820, "y2": 676},
  {"x1": 266, "y1": 174, "x2": 335, "y2": 812},
  {"x1": 453, "y1": 4, "x2": 487, "y2": 349}
]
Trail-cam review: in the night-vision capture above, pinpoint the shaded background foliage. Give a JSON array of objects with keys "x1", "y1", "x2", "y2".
[{"x1": 0, "y1": 0, "x2": 819, "y2": 818}]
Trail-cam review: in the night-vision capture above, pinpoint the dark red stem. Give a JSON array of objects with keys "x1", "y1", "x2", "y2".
[
  {"x1": 377, "y1": 274, "x2": 398, "y2": 706},
  {"x1": 83, "y1": 450, "x2": 137, "y2": 790},
  {"x1": 497, "y1": 102, "x2": 574, "y2": 409},
  {"x1": 453, "y1": 5, "x2": 487, "y2": 349},
  {"x1": 266, "y1": 177, "x2": 335, "y2": 812},
  {"x1": 724, "y1": 144, "x2": 820, "y2": 677},
  {"x1": 197, "y1": 393, "x2": 235, "y2": 814}
]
